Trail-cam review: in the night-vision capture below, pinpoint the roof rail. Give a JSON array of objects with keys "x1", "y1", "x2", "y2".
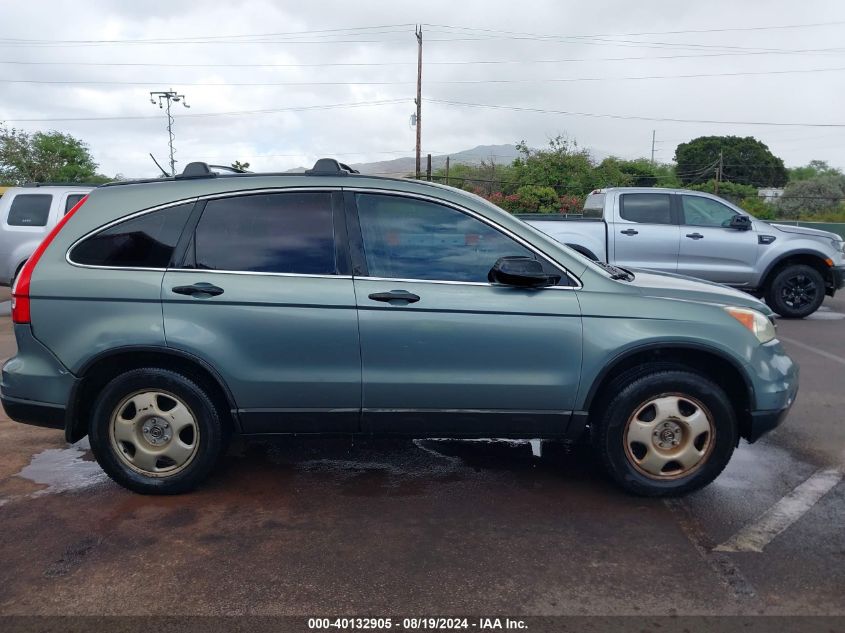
[
  {"x1": 209, "y1": 163, "x2": 250, "y2": 174},
  {"x1": 305, "y1": 158, "x2": 360, "y2": 176},
  {"x1": 20, "y1": 181, "x2": 99, "y2": 188}
]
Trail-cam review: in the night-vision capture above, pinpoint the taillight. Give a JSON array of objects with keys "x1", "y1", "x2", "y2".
[{"x1": 12, "y1": 194, "x2": 88, "y2": 324}]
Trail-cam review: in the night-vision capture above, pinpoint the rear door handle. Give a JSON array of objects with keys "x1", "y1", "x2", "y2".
[
  {"x1": 620, "y1": 229, "x2": 639, "y2": 236},
  {"x1": 368, "y1": 290, "x2": 420, "y2": 303},
  {"x1": 172, "y1": 282, "x2": 224, "y2": 297},
  {"x1": 685, "y1": 233, "x2": 704, "y2": 240}
]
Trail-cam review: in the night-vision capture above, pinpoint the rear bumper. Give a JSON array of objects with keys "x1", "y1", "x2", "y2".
[{"x1": 1, "y1": 394, "x2": 65, "y2": 429}]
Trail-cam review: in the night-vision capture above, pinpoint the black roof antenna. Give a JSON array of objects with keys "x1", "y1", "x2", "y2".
[{"x1": 149, "y1": 153, "x2": 170, "y2": 178}]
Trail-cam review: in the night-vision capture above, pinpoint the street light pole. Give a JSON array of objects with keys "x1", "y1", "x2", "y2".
[{"x1": 150, "y1": 90, "x2": 190, "y2": 176}]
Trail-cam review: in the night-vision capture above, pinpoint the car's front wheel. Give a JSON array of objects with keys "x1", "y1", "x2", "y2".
[
  {"x1": 765, "y1": 264, "x2": 825, "y2": 318},
  {"x1": 88, "y1": 368, "x2": 228, "y2": 494},
  {"x1": 591, "y1": 367, "x2": 737, "y2": 497}
]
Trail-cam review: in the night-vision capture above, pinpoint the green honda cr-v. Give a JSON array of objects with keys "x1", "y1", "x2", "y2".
[{"x1": 1, "y1": 159, "x2": 798, "y2": 496}]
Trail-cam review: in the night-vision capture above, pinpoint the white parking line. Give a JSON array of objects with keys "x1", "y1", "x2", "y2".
[
  {"x1": 714, "y1": 467, "x2": 843, "y2": 553},
  {"x1": 778, "y1": 335, "x2": 845, "y2": 366}
]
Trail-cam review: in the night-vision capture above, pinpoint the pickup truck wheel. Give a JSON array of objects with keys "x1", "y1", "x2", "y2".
[
  {"x1": 591, "y1": 368, "x2": 736, "y2": 497},
  {"x1": 88, "y1": 368, "x2": 227, "y2": 495},
  {"x1": 765, "y1": 264, "x2": 825, "y2": 318}
]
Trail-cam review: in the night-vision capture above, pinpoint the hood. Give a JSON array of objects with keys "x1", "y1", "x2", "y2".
[
  {"x1": 626, "y1": 269, "x2": 773, "y2": 316},
  {"x1": 771, "y1": 223, "x2": 841, "y2": 241}
]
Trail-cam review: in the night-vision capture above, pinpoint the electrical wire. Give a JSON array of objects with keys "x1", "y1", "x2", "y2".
[{"x1": 427, "y1": 98, "x2": 845, "y2": 128}]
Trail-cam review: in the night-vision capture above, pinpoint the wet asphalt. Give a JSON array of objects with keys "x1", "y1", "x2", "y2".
[{"x1": 0, "y1": 289, "x2": 842, "y2": 617}]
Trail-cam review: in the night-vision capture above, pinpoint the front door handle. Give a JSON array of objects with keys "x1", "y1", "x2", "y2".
[
  {"x1": 620, "y1": 229, "x2": 639, "y2": 236},
  {"x1": 685, "y1": 232, "x2": 704, "y2": 240},
  {"x1": 368, "y1": 290, "x2": 420, "y2": 304},
  {"x1": 172, "y1": 282, "x2": 224, "y2": 297}
]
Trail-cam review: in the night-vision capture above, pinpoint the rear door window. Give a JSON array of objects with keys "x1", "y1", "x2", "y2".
[
  {"x1": 6, "y1": 194, "x2": 53, "y2": 227},
  {"x1": 70, "y1": 202, "x2": 194, "y2": 268},
  {"x1": 619, "y1": 193, "x2": 673, "y2": 224},
  {"x1": 187, "y1": 192, "x2": 336, "y2": 275}
]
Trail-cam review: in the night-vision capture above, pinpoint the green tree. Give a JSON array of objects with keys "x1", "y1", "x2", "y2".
[
  {"x1": 231, "y1": 160, "x2": 251, "y2": 172},
  {"x1": 674, "y1": 136, "x2": 787, "y2": 187},
  {"x1": 596, "y1": 157, "x2": 660, "y2": 187},
  {"x1": 0, "y1": 126, "x2": 102, "y2": 184},
  {"x1": 777, "y1": 174, "x2": 845, "y2": 217},
  {"x1": 432, "y1": 160, "x2": 515, "y2": 195},
  {"x1": 513, "y1": 185, "x2": 560, "y2": 212},
  {"x1": 689, "y1": 179, "x2": 758, "y2": 200},
  {"x1": 511, "y1": 136, "x2": 596, "y2": 196},
  {"x1": 737, "y1": 196, "x2": 776, "y2": 220},
  {"x1": 787, "y1": 160, "x2": 841, "y2": 183}
]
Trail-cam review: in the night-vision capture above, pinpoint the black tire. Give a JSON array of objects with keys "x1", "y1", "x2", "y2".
[
  {"x1": 88, "y1": 368, "x2": 227, "y2": 494},
  {"x1": 591, "y1": 367, "x2": 737, "y2": 497},
  {"x1": 765, "y1": 264, "x2": 825, "y2": 319}
]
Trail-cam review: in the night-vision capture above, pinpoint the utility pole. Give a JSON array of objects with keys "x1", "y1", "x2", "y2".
[
  {"x1": 150, "y1": 90, "x2": 190, "y2": 176},
  {"x1": 415, "y1": 25, "x2": 423, "y2": 180},
  {"x1": 445, "y1": 156, "x2": 450, "y2": 185},
  {"x1": 715, "y1": 150, "x2": 723, "y2": 194},
  {"x1": 651, "y1": 130, "x2": 656, "y2": 164},
  {"x1": 426, "y1": 154, "x2": 432, "y2": 181}
]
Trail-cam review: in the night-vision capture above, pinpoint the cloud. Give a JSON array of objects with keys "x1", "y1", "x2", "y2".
[{"x1": 1, "y1": 0, "x2": 843, "y2": 177}]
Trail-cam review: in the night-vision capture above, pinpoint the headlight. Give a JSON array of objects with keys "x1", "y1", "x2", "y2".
[{"x1": 724, "y1": 307, "x2": 776, "y2": 344}]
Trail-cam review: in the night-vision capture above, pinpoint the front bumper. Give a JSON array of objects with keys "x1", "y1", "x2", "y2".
[
  {"x1": 830, "y1": 265, "x2": 845, "y2": 294},
  {"x1": 742, "y1": 339, "x2": 799, "y2": 443},
  {"x1": 746, "y1": 405, "x2": 794, "y2": 443}
]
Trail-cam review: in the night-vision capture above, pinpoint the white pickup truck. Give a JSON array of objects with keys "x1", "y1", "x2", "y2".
[{"x1": 522, "y1": 187, "x2": 845, "y2": 318}]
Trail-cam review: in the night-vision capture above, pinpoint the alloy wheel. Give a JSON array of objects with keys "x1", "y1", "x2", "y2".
[{"x1": 781, "y1": 274, "x2": 819, "y2": 310}]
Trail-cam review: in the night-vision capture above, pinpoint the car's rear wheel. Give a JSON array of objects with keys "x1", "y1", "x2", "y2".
[
  {"x1": 765, "y1": 264, "x2": 825, "y2": 318},
  {"x1": 591, "y1": 367, "x2": 736, "y2": 497},
  {"x1": 89, "y1": 368, "x2": 227, "y2": 494}
]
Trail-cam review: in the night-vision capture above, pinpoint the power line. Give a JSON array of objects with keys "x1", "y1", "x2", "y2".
[
  {"x1": 3, "y1": 48, "x2": 844, "y2": 69},
  {"x1": 428, "y1": 98, "x2": 845, "y2": 128},
  {"x1": 0, "y1": 24, "x2": 416, "y2": 45},
  {"x1": 5, "y1": 66, "x2": 844, "y2": 88},
  {"x1": 5, "y1": 19, "x2": 839, "y2": 46},
  {"x1": 423, "y1": 20, "x2": 845, "y2": 40},
  {"x1": 0, "y1": 98, "x2": 407, "y2": 122},
  {"x1": 422, "y1": 24, "x2": 845, "y2": 55}
]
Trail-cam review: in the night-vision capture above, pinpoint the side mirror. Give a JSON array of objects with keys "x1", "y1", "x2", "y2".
[
  {"x1": 728, "y1": 215, "x2": 752, "y2": 231},
  {"x1": 488, "y1": 256, "x2": 561, "y2": 288}
]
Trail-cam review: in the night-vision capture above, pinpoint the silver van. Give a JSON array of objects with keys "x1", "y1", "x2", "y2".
[{"x1": 0, "y1": 184, "x2": 93, "y2": 285}]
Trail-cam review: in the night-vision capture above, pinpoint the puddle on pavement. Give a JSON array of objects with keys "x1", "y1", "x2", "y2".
[{"x1": 14, "y1": 438, "x2": 108, "y2": 497}]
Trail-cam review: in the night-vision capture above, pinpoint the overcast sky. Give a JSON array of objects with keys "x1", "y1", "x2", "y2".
[{"x1": 1, "y1": 0, "x2": 844, "y2": 178}]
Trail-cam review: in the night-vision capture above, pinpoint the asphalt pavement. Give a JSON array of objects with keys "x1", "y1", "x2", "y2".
[{"x1": 0, "y1": 288, "x2": 842, "y2": 618}]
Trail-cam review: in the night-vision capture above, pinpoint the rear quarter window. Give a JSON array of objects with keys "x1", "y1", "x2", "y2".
[
  {"x1": 582, "y1": 193, "x2": 605, "y2": 219},
  {"x1": 64, "y1": 194, "x2": 87, "y2": 215},
  {"x1": 70, "y1": 202, "x2": 194, "y2": 268},
  {"x1": 6, "y1": 194, "x2": 53, "y2": 227}
]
